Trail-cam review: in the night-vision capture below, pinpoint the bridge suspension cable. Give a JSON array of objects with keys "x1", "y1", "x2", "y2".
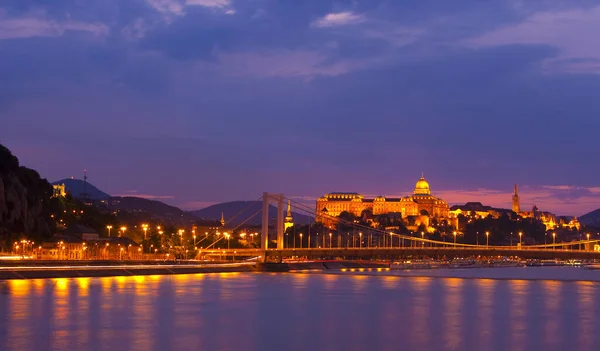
[{"x1": 284, "y1": 197, "x2": 599, "y2": 250}]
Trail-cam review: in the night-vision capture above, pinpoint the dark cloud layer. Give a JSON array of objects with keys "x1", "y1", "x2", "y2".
[{"x1": 1, "y1": 0, "x2": 599, "y2": 215}]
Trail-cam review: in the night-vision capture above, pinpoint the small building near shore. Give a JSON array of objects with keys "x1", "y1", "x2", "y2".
[{"x1": 34, "y1": 226, "x2": 142, "y2": 260}]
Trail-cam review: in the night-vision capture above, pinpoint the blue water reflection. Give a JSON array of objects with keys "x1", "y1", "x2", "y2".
[{"x1": 1, "y1": 271, "x2": 600, "y2": 351}]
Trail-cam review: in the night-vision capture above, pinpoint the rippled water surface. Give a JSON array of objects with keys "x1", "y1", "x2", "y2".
[{"x1": 1, "y1": 269, "x2": 600, "y2": 351}]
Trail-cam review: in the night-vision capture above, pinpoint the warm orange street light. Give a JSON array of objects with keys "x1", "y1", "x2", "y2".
[
  {"x1": 120, "y1": 226, "x2": 127, "y2": 237},
  {"x1": 142, "y1": 223, "x2": 149, "y2": 240},
  {"x1": 486, "y1": 231, "x2": 489, "y2": 247},
  {"x1": 519, "y1": 232, "x2": 523, "y2": 247},
  {"x1": 453, "y1": 231, "x2": 457, "y2": 245},
  {"x1": 106, "y1": 225, "x2": 113, "y2": 237},
  {"x1": 553, "y1": 232, "x2": 556, "y2": 249},
  {"x1": 225, "y1": 233, "x2": 231, "y2": 249},
  {"x1": 359, "y1": 232, "x2": 363, "y2": 249},
  {"x1": 329, "y1": 233, "x2": 332, "y2": 248}
]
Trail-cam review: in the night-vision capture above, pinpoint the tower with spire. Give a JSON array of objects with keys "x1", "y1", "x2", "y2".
[
  {"x1": 512, "y1": 184, "x2": 520, "y2": 214},
  {"x1": 220, "y1": 212, "x2": 225, "y2": 227},
  {"x1": 284, "y1": 199, "x2": 294, "y2": 231}
]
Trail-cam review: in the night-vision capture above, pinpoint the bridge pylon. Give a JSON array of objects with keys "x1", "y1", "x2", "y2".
[{"x1": 261, "y1": 192, "x2": 285, "y2": 260}]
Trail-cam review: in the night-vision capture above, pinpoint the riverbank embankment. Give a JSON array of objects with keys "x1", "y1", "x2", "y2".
[{"x1": 0, "y1": 260, "x2": 389, "y2": 280}]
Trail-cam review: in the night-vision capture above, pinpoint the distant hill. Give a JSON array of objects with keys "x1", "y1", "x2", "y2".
[
  {"x1": 52, "y1": 178, "x2": 110, "y2": 200},
  {"x1": 580, "y1": 208, "x2": 600, "y2": 226},
  {"x1": 191, "y1": 201, "x2": 314, "y2": 226},
  {"x1": 104, "y1": 196, "x2": 197, "y2": 225}
]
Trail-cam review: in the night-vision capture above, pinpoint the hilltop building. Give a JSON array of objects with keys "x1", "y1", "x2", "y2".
[
  {"x1": 316, "y1": 174, "x2": 449, "y2": 230},
  {"x1": 452, "y1": 185, "x2": 581, "y2": 231},
  {"x1": 52, "y1": 183, "x2": 66, "y2": 198},
  {"x1": 449, "y1": 202, "x2": 513, "y2": 219}
]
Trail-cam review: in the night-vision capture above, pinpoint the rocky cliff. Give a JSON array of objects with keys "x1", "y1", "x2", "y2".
[{"x1": 0, "y1": 144, "x2": 55, "y2": 243}]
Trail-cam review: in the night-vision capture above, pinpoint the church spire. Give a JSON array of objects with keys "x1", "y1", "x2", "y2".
[
  {"x1": 512, "y1": 184, "x2": 520, "y2": 214},
  {"x1": 220, "y1": 212, "x2": 225, "y2": 227},
  {"x1": 284, "y1": 199, "x2": 294, "y2": 230}
]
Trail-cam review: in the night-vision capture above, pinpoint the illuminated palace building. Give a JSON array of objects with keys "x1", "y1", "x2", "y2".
[{"x1": 316, "y1": 174, "x2": 449, "y2": 228}]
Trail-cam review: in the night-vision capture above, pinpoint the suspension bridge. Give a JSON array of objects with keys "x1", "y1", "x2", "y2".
[{"x1": 198, "y1": 192, "x2": 600, "y2": 262}]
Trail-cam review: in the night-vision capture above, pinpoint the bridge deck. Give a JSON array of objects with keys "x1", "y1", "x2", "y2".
[{"x1": 200, "y1": 247, "x2": 600, "y2": 260}]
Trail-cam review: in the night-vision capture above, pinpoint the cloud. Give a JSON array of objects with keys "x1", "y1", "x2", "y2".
[
  {"x1": 312, "y1": 11, "x2": 364, "y2": 28},
  {"x1": 145, "y1": 0, "x2": 185, "y2": 17},
  {"x1": 211, "y1": 50, "x2": 375, "y2": 78},
  {"x1": 186, "y1": 0, "x2": 231, "y2": 10},
  {"x1": 113, "y1": 191, "x2": 175, "y2": 200},
  {"x1": 542, "y1": 185, "x2": 574, "y2": 191},
  {"x1": 463, "y1": 5, "x2": 600, "y2": 74},
  {"x1": 145, "y1": 0, "x2": 234, "y2": 19},
  {"x1": 0, "y1": 17, "x2": 109, "y2": 39},
  {"x1": 362, "y1": 25, "x2": 425, "y2": 47}
]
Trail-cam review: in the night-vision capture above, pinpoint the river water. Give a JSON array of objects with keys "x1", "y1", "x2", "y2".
[{"x1": 1, "y1": 268, "x2": 599, "y2": 351}]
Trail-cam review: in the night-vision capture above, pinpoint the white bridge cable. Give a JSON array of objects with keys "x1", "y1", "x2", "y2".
[
  {"x1": 202, "y1": 208, "x2": 264, "y2": 251},
  {"x1": 284, "y1": 197, "x2": 598, "y2": 249},
  {"x1": 223, "y1": 196, "x2": 264, "y2": 227}
]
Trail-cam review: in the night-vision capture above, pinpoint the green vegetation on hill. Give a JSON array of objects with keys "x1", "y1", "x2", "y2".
[{"x1": 0, "y1": 144, "x2": 58, "y2": 246}]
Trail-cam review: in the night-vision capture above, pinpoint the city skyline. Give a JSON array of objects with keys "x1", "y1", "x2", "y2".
[
  {"x1": 51, "y1": 171, "x2": 596, "y2": 217},
  {"x1": 2, "y1": 1, "x2": 600, "y2": 216}
]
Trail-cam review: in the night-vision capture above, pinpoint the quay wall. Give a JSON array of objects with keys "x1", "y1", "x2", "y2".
[{"x1": 0, "y1": 260, "x2": 388, "y2": 280}]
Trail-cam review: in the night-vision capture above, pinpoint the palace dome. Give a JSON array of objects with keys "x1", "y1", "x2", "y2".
[{"x1": 414, "y1": 174, "x2": 431, "y2": 195}]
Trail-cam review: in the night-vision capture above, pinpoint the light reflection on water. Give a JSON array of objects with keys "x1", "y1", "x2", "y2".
[{"x1": 0, "y1": 272, "x2": 600, "y2": 351}]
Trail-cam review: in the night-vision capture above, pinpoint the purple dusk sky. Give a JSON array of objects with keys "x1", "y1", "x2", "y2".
[{"x1": 1, "y1": 0, "x2": 600, "y2": 216}]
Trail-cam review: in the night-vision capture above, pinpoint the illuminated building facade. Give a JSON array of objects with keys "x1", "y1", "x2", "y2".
[
  {"x1": 451, "y1": 185, "x2": 581, "y2": 231},
  {"x1": 52, "y1": 183, "x2": 66, "y2": 198},
  {"x1": 316, "y1": 174, "x2": 449, "y2": 226}
]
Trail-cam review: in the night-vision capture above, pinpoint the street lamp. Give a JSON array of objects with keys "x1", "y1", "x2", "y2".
[
  {"x1": 193, "y1": 234, "x2": 197, "y2": 247},
  {"x1": 299, "y1": 233, "x2": 303, "y2": 248},
  {"x1": 552, "y1": 232, "x2": 556, "y2": 249},
  {"x1": 421, "y1": 231, "x2": 424, "y2": 248},
  {"x1": 453, "y1": 231, "x2": 457, "y2": 245},
  {"x1": 519, "y1": 232, "x2": 522, "y2": 247},
  {"x1": 329, "y1": 233, "x2": 332, "y2": 248},
  {"x1": 587, "y1": 233, "x2": 591, "y2": 251},
  {"x1": 179, "y1": 229, "x2": 184, "y2": 246},
  {"x1": 225, "y1": 233, "x2": 231, "y2": 249},
  {"x1": 389, "y1": 232, "x2": 393, "y2": 248},
  {"x1": 485, "y1": 231, "x2": 489, "y2": 248},
  {"x1": 106, "y1": 225, "x2": 112, "y2": 237},
  {"x1": 359, "y1": 232, "x2": 363, "y2": 249},
  {"x1": 142, "y1": 223, "x2": 148, "y2": 240},
  {"x1": 120, "y1": 226, "x2": 127, "y2": 237}
]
